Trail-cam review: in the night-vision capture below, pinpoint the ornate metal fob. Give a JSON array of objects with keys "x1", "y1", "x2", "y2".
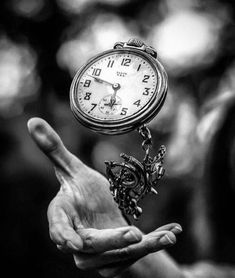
[{"x1": 105, "y1": 125, "x2": 166, "y2": 220}]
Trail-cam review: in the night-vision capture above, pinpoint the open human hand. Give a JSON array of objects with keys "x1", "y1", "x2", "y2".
[{"x1": 27, "y1": 118, "x2": 182, "y2": 277}]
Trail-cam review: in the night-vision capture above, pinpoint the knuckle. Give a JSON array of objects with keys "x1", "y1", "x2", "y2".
[{"x1": 83, "y1": 234, "x2": 95, "y2": 251}]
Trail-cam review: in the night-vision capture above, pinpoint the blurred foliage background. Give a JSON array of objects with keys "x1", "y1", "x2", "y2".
[{"x1": 1, "y1": 0, "x2": 235, "y2": 277}]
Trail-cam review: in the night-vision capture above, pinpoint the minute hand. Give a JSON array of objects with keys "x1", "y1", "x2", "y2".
[{"x1": 87, "y1": 74, "x2": 114, "y2": 86}]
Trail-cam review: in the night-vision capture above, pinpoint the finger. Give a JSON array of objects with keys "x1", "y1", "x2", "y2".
[
  {"x1": 73, "y1": 229, "x2": 178, "y2": 270},
  {"x1": 27, "y1": 117, "x2": 82, "y2": 175},
  {"x1": 77, "y1": 226, "x2": 142, "y2": 253},
  {"x1": 48, "y1": 202, "x2": 83, "y2": 252},
  {"x1": 156, "y1": 223, "x2": 182, "y2": 235},
  {"x1": 51, "y1": 222, "x2": 83, "y2": 253},
  {"x1": 97, "y1": 224, "x2": 182, "y2": 277}
]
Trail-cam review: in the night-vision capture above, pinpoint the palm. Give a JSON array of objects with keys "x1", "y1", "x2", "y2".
[{"x1": 52, "y1": 162, "x2": 126, "y2": 230}]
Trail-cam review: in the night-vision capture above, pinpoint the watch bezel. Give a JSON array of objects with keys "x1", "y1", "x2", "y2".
[{"x1": 70, "y1": 47, "x2": 167, "y2": 135}]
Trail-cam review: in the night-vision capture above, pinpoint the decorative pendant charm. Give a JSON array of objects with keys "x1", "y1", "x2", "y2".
[{"x1": 105, "y1": 125, "x2": 166, "y2": 220}]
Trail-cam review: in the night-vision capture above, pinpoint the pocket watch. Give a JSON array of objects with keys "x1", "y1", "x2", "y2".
[{"x1": 70, "y1": 38, "x2": 168, "y2": 220}]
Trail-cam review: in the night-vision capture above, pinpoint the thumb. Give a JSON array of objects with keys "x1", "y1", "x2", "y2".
[{"x1": 27, "y1": 117, "x2": 83, "y2": 175}]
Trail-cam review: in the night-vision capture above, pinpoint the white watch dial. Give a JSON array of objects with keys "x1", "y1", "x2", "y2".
[{"x1": 75, "y1": 51, "x2": 158, "y2": 121}]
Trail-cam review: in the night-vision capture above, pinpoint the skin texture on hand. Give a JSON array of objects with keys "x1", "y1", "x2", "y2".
[{"x1": 27, "y1": 117, "x2": 182, "y2": 277}]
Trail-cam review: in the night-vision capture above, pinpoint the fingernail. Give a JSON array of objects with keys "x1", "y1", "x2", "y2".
[
  {"x1": 67, "y1": 241, "x2": 80, "y2": 251},
  {"x1": 124, "y1": 230, "x2": 141, "y2": 243},
  {"x1": 171, "y1": 225, "x2": 183, "y2": 234},
  {"x1": 159, "y1": 234, "x2": 176, "y2": 245}
]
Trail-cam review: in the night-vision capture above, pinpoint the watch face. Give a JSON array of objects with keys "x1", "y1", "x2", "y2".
[{"x1": 70, "y1": 48, "x2": 167, "y2": 134}]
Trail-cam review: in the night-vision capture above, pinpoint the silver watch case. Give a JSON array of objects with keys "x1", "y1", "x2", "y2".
[{"x1": 70, "y1": 47, "x2": 168, "y2": 135}]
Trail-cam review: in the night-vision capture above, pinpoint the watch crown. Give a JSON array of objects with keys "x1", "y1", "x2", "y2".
[
  {"x1": 127, "y1": 38, "x2": 144, "y2": 48},
  {"x1": 114, "y1": 38, "x2": 157, "y2": 58}
]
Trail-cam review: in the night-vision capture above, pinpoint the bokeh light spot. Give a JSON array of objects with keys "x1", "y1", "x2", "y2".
[
  {"x1": 149, "y1": 10, "x2": 224, "y2": 74},
  {"x1": 57, "y1": 14, "x2": 137, "y2": 75},
  {"x1": 0, "y1": 37, "x2": 39, "y2": 117}
]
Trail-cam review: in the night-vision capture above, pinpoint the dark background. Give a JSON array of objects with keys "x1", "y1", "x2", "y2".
[{"x1": 1, "y1": 0, "x2": 235, "y2": 277}]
